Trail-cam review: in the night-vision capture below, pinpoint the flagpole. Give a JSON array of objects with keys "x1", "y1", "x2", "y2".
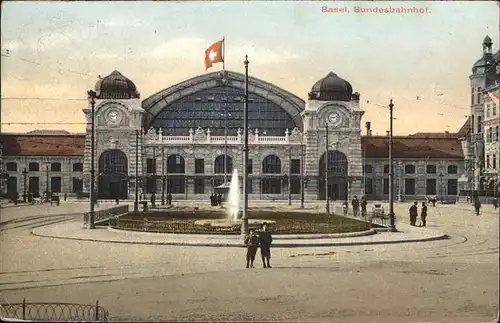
[
  {"x1": 241, "y1": 55, "x2": 249, "y2": 238},
  {"x1": 222, "y1": 37, "x2": 225, "y2": 71}
]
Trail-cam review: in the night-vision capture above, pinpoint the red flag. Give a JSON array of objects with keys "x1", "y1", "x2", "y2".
[{"x1": 205, "y1": 39, "x2": 224, "y2": 70}]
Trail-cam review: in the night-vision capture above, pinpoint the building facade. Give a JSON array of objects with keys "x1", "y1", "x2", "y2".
[
  {"x1": 1, "y1": 69, "x2": 468, "y2": 201},
  {"x1": 483, "y1": 81, "x2": 500, "y2": 193}
]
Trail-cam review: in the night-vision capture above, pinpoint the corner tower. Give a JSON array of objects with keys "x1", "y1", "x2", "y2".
[
  {"x1": 82, "y1": 71, "x2": 144, "y2": 199},
  {"x1": 302, "y1": 72, "x2": 364, "y2": 201}
]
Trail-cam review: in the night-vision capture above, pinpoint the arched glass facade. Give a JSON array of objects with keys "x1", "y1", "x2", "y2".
[
  {"x1": 214, "y1": 155, "x2": 233, "y2": 174},
  {"x1": 318, "y1": 150, "x2": 349, "y2": 200},
  {"x1": 150, "y1": 86, "x2": 297, "y2": 136}
]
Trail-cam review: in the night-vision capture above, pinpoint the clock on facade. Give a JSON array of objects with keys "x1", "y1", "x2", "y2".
[
  {"x1": 328, "y1": 112, "x2": 342, "y2": 127},
  {"x1": 106, "y1": 109, "x2": 121, "y2": 125}
]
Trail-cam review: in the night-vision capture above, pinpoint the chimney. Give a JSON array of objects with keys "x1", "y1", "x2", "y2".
[
  {"x1": 386, "y1": 130, "x2": 390, "y2": 136},
  {"x1": 365, "y1": 121, "x2": 372, "y2": 136}
]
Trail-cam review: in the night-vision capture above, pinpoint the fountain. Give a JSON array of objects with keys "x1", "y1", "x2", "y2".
[{"x1": 226, "y1": 169, "x2": 240, "y2": 220}]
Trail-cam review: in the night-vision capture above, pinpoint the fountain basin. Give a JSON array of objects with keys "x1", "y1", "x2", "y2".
[{"x1": 194, "y1": 219, "x2": 276, "y2": 228}]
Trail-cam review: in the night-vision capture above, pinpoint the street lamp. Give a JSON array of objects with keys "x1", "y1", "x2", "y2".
[
  {"x1": 22, "y1": 168, "x2": 27, "y2": 203},
  {"x1": 439, "y1": 172, "x2": 444, "y2": 203},
  {"x1": 87, "y1": 89, "x2": 97, "y2": 229},
  {"x1": 300, "y1": 139, "x2": 305, "y2": 209},
  {"x1": 288, "y1": 148, "x2": 292, "y2": 206},
  {"x1": 221, "y1": 107, "x2": 231, "y2": 184},
  {"x1": 241, "y1": 55, "x2": 250, "y2": 237},
  {"x1": 282, "y1": 173, "x2": 288, "y2": 201},
  {"x1": 388, "y1": 99, "x2": 396, "y2": 231},
  {"x1": 45, "y1": 162, "x2": 50, "y2": 202}
]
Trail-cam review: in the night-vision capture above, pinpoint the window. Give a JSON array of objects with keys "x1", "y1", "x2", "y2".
[
  {"x1": 383, "y1": 164, "x2": 389, "y2": 174},
  {"x1": 383, "y1": 178, "x2": 389, "y2": 194},
  {"x1": 471, "y1": 88, "x2": 474, "y2": 105},
  {"x1": 262, "y1": 155, "x2": 281, "y2": 174},
  {"x1": 426, "y1": 165, "x2": 437, "y2": 174},
  {"x1": 195, "y1": 159, "x2": 205, "y2": 174},
  {"x1": 29, "y1": 162, "x2": 39, "y2": 172},
  {"x1": 291, "y1": 159, "x2": 301, "y2": 174},
  {"x1": 72, "y1": 163, "x2": 83, "y2": 172},
  {"x1": 477, "y1": 116, "x2": 482, "y2": 133},
  {"x1": 72, "y1": 177, "x2": 83, "y2": 193},
  {"x1": 496, "y1": 126, "x2": 499, "y2": 141},
  {"x1": 146, "y1": 176, "x2": 157, "y2": 193},
  {"x1": 471, "y1": 115, "x2": 475, "y2": 134},
  {"x1": 290, "y1": 178, "x2": 300, "y2": 194},
  {"x1": 28, "y1": 176, "x2": 39, "y2": 193},
  {"x1": 262, "y1": 178, "x2": 281, "y2": 194},
  {"x1": 6, "y1": 176, "x2": 17, "y2": 196},
  {"x1": 194, "y1": 178, "x2": 205, "y2": 194},
  {"x1": 487, "y1": 128, "x2": 492, "y2": 142},
  {"x1": 167, "y1": 177, "x2": 185, "y2": 194},
  {"x1": 214, "y1": 155, "x2": 233, "y2": 174},
  {"x1": 6, "y1": 162, "x2": 17, "y2": 172},
  {"x1": 426, "y1": 178, "x2": 437, "y2": 195},
  {"x1": 447, "y1": 179, "x2": 458, "y2": 195},
  {"x1": 364, "y1": 164, "x2": 373, "y2": 174},
  {"x1": 167, "y1": 155, "x2": 185, "y2": 173},
  {"x1": 405, "y1": 164, "x2": 416, "y2": 174},
  {"x1": 51, "y1": 163, "x2": 61, "y2": 172},
  {"x1": 486, "y1": 155, "x2": 490, "y2": 168},
  {"x1": 493, "y1": 104, "x2": 497, "y2": 116},
  {"x1": 246, "y1": 159, "x2": 253, "y2": 174},
  {"x1": 246, "y1": 179, "x2": 253, "y2": 194},
  {"x1": 146, "y1": 159, "x2": 156, "y2": 174},
  {"x1": 493, "y1": 155, "x2": 497, "y2": 169},
  {"x1": 51, "y1": 177, "x2": 61, "y2": 193},
  {"x1": 447, "y1": 165, "x2": 458, "y2": 174},
  {"x1": 477, "y1": 87, "x2": 482, "y2": 104},
  {"x1": 487, "y1": 107, "x2": 491, "y2": 118},
  {"x1": 365, "y1": 178, "x2": 373, "y2": 194},
  {"x1": 405, "y1": 178, "x2": 416, "y2": 195}
]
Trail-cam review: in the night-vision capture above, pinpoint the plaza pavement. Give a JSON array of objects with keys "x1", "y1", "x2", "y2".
[{"x1": 0, "y1": 199, "x2": 498, "y2": 322}]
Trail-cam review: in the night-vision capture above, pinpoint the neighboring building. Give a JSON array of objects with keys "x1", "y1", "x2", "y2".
[
  {"x1": 0, "y1": 70, "x2": 467, "y2": 201},
  {"x1": 483, "y1": 81, "x2": 500, "y2": 192},
  {"x1": 467, "y1": 36, "x2": 500, "y2": 190}
]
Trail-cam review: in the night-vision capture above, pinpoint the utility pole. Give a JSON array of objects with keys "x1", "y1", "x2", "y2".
[
  {"x1": 221, "y1": 104, "x2": 231, "y2": 185},
  {"x1": 134, "y1": 130, "x2": 139, "y2": 212},
  {"x1": 325, "y1": 123, "x2": 330, "y2": 215},
  {"x1": 288, "y1": 147, "x2": 291, "y2": 206},
  {"x1": 388, "y1": 99, "x2": 396, "y2": 231},
  {"x1": 241, "y1": 55, "x2": 249, "y2": 237},
  {"x1": 152, "y1": 146, "x2": 156, "y2": 208},
  {"x1": 161, "y1": 146, "x2": 165, "y2": 206}
]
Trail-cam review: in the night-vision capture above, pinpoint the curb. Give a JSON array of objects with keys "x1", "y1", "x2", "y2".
[{"x1": 30, "y1": 230, "x2": 448, "y2": 248}]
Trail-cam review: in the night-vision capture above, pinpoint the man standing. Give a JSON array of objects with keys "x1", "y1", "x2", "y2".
[
  {"x1": 421, "y1": 201, "x2": 428, "y2": 227},
  {"x1": 474, "y1": 196, "x2": 481, "y2": 216},
  {"x1": 351, "y1": 195, "x2": 360, "y2": 216},
  {"x1": 409, "y1": 201, "x2": 418, "y2": 226},
  {"x1": 244, "y1": 229, "x2": 259, "y2": 268},
  {"x1": 259, "y1": 222, "x2": 273, "y2": 268},
  {"x1": 360, "y1": 196, "x2": 368, "y2": 217}
]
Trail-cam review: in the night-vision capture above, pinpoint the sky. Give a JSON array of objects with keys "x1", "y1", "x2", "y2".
[{"x1": 1, "y1": 1, "x2": 499, "y2": 135}]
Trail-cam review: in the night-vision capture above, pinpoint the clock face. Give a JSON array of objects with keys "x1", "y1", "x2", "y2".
[
  {"x1": 328, "y1": 112, "x2": 341, "y2": 126},
  {"x1": 106, "y1": 109, "x2": 121, "y2": 124}
]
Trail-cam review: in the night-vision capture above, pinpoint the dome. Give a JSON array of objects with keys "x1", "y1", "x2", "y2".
[
  {"x1": 472, "y1": 54, "x2": 496, "y2": 73},
  {"x1": 94, "y1": 70, "x2": 140, "y2": 99},
  {"x1": 309, "y1": 72, "x2": 353, "y2": 101},
  {"x1": 483, "y1": 35, "x2": 492, "y2": 45}
]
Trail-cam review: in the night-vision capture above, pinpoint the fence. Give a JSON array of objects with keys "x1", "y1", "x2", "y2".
[
  {"x1": 83, "y1": 205, "x2": 129, "y2": 225},
  {"x1": 0, "y1": 299, "x2": 109, "y2": 322}
]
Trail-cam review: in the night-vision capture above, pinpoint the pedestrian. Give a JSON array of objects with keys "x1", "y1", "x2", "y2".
[
  {"x1": 409, "y1": 201, "x2": 418, "y2": 226},
  {"x1": 259, "y1": 222, "x2": 273, "y2": 268},
  {"x1": 210, "y1": 193, "x2": 214, "y2": 206},
  {"x1": 167, "y1": 193, "x2": 172, "y2": 205},
  {"x1": 115, "y1": 196, "x2": 119, "y2": 205},
  {"x1": 431, "y1": 197, "x2": 436, "y2": 207},
  {"x1": 361, "y1": 196, "x2": 367, "y2": 217},
  {"x1": 217, "y1": 193, "x2": 222, "y2": 207},
  {"x1": 474, "y1": 197, "x2": 481, "y2": 216},
  {"x1": 420, "y1": 201, "x2": 427, "y2": 227},
  {"x1": 351, "y1": 195, "x2": 360, "y2": 216},
  {"x1": 244, "y1": 229, "x2": 259, "y2": 268},
  {"x1": 492, "y1": 197, "x2": 498, "y2": 210},
  {"x1": 342, "y1": 200, "x2": 348, "y2": 216}
]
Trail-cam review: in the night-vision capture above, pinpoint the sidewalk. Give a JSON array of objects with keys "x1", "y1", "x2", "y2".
[{"x1": 31, "y1": 219, "x2": 447, "y2": 247}]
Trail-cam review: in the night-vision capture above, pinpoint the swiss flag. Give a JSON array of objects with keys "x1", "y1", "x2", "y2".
[{"x1": 204, "y1": 39, "x2": 224, "y2": 70}]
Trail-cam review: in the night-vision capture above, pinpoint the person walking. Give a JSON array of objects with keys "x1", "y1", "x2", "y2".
[
  {"x1": 259, "y1": 222, "x2": 273, "y2": 268},
  {"x1": 474, "y1": 197, "x2": 481, "y2": 216},
  {"x1": 244, "y1": 229, "x2": 259, "y2": 268},
  {"x1": 361, "y1": 196, "x2": 368, "y2": 217},
  {"x1": 342, "y1": 200, "x2": 348, "y2": 216},
  {"x1": 420, "y1": 201, "x2": 428, "y2": 227},
  {"x1": 351, "y1": 195, "x2": 360, "y2": 216},
  {"x1": 409, "y1": 201, "x2": 418, "y2": 226}
]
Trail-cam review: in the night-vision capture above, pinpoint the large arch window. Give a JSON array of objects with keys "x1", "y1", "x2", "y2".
[
  {"x1": 98, "y1": 150, "x2": 128, "y2": 199},
  {"x1": 167, "y1": 154, "x2": 185, "y2": 173},
  {"x1": 319, "y1": 151, "x2": 348, "y2": 178},
  {"x1": 99, "y1": 150, "x2": 128, "y2": 175},
  {"x1": 214, "y1": 155, "x2": 233, "y2": 174},
  {"x1": 405, "y1": 164, "x2": 416, "y2": 174},
  {"x1": 150, "y1": 87, "x2": 297, "y2": 136},
  {"x1": 318, "y1": 150, "x2": 349, "y2": 200},
  {"x1": 262, "y1": 155, "x2": 281, "y2": 174}
]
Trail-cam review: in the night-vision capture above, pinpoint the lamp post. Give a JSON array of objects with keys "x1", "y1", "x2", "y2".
[
  {"x1": 151, "y1": 146, "x2": 157, "y2": 208},
  {"x1": 325, "y1": 123, "x2": 330, "y2": 214},
  {"x1": 388, "y1": 99, "x2": 396, "y2": 231},
  {"x1": 134, "y1": 129, "x2": 139, "y2": 212},
  {"x1": 288, "y1": 148, "x2": 292, "y2": 205},
  {"x1": 161, "y1": 147, "x2": 166, "y2": 206},
  {"x1": 300, "y1": 140, "x2": 305, "y2": 209},
  {"x1": 282, "y1": 174, "x2": 288, "y2": 201},
  {"x1": 221, "y1": 108, "x2": 231, "y2": 184},
  {"x1": 439, "y1": 172, "x2": 444, "y2": 203},
  {"x1": 22, "y1": 168, "x2": 27, "y2": 203},
  {"x1": 397, "y1": 161, "x2": 403, "y2": 202},
  {"x1": 45, "y1": 163, "x2": 50, "y2": 202},
  {"x1": 87, "y1": 90, "x2": 96, "y2": 229},
  {"x1": 241, "y1": 55, "x2": 249, "y2": 237}
]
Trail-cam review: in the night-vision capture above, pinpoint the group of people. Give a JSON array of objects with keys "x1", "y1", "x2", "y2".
[
  {"x1": 244, "y1": 222, "x2": 273, "y2": 269},
  {"x1": 342, "y1": 195, "x2": 368, "y2": 216},
  {"x1": 210, "y1": 193, "x2": 223, "y2": 207},
  {"x1": 409, "y1": 201, "x2": 428, "y2": 226}
]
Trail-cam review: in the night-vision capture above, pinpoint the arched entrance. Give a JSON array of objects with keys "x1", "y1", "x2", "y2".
[
  {"x1": 319, "y1": 150, "x2": 348, "y2": 201},
  {"x1": 98, "y1": 149, "x2": 128, "y2": 199}
]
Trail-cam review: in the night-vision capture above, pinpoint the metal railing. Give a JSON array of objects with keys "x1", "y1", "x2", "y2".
[
  {"x1": 0, "y1": 299, "x2": 109, "y2": 322},
  {"x1": 83, "y1": 205, "x2": 129, "y2": 225}
]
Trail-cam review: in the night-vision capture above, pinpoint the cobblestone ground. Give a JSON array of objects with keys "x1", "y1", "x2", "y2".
[{"x1": 0, "y1": 201, "x2": 498, "y2": 322}]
